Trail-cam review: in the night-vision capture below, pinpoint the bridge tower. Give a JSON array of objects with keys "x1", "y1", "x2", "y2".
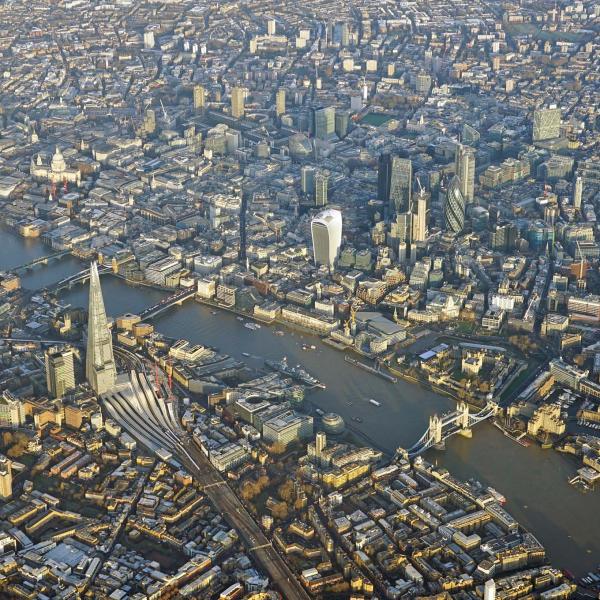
[
  {"x1": 457, "y1": 401, "x2": 472, "y2": 438},
  {"x1": 429, "y1": 414, "x2": 443, "y2": 446}
]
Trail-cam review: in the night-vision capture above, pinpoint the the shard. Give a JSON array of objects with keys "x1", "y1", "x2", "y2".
[{"x1": 86, "y1": 262, "x2": 116, "y2": 395}]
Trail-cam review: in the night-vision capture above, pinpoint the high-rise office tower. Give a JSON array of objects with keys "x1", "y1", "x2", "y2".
[
  {"x1": 315, "y1": 431, "x2": 327, "y2": 458},
  {"x1": 335, "y1": 110, "x2": 350, "y2": 138},
  {"x1": 311, "y1": 209, "x2": 342, "y2": 270},
  {"x1": 315, "y1": 170, "x2": 329, "y2": 206},
  {"x1": 412, "y1": 189, "x2": 429, "y2": 242},
  {"x1": 231, "y1": 86, "x2": 245, "y2": 119},
  {"x1": 45, "y1": 346, "x2": 76, "y2": 399},
  {"x1": 193, "y1": 85, "x2": 205, "y2": 110},
  {"x1": 312, "y1": 106, "x2": 335, "y2": 140},
  {"x1": 143, "y1": 31, "x2": 155, "y2": 49},
  {"x1": 0, "y1": 455, "x2": 12, "y2": 499},
  {"x1": 0, "y1": 391, "x2": 23, "y2": 429},
  {"x1": 378, "y1": 154, "x2": 413, "y2": 215},
  {"x1": 275, "y1": 88, "x2": 286, "y2": 117},
  {"x1": 340, "y1": 22, "x2": 349, "y2": 47},
  {"x1": 491, "y1": 223, "x2": 518, "y2": 252},
  {"x1": 415, "y1": 72, "x2": 432, "y2": 94},
  {"x1": 573, "y1": 175, "x2": 583, "y2": 210},
  {"x1": 86, "y1": 262, "x2": 117, "y2": 395},
  {"x1": 454, "y1": 144, "x2": 475, "y2": 203},
  {"x1": 267, "y1": 19, "x2": 276, "y2": 35},
  {"x1": 301, "y1": 166, "x2": 316, "y2": 196},
  {"x1": 389, "y1": 157, "x2": 412, "y2": 214},
  {"x1": 444, "y1": 176, "x2": 466, "y2": 234},
  {"x1": 378, "y1": 153, "x2": 392, "y2": 203},
  {"x1": 390, "y1": 211, "x2": 413, "y2": 263},
  {"x1": 532, "y1": 107, "x2": 561, "y2": 142}
]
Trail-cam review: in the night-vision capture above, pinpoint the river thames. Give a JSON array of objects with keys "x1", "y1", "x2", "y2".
[{"x1": 2, "y1": 230, "x2": 599, "y2": 575}]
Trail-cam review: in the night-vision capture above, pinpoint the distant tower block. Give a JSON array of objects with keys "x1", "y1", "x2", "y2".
[
  {"x1": 275, "y1": 88, "x2": 286, "y2": 117},
  {"x1": 573, "y1": 175, "x2": 583, "y2": 211},
  {"x1": 231, "y1": 86, "x2": 245, "y2": 119},
  {"x1": 193, "y1": 85, "x2": 205, "y2": 110}
]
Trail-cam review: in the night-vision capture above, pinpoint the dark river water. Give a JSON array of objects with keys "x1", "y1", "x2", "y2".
[{"x1": 1, "y1": 229, "x2": 598, "y2": 575}]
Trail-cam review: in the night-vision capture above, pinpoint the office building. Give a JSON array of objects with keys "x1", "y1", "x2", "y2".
[
  {"x1": 390, "y1": 211, "x2": 413, "y2": 263},
  {"x1": 491, "y1": 223, "x2": 518, "y2": 252},
  {"x1": 390, "y1": 157, "x2": 412, "y2": 214},
  {"x1": 377, "y1": 153, "x2": 393, "y2": 203},
  {"x1": 193, "y1": 85, "x2": 205, "y2": 110},
  {"x1": 301, "y1": 165, "x2": 316, "y2": 196},
  {"x1": 455, "y1": 144, "x2": 475, "y2": 203},
  {"x1": 412, "y1": 190, "x2": 428, "y2": 242},
  {"x1": 484, "y1": 579, "x2": 496, "y2": 600},
  {"x1": 573, "y1": 175, "x2": 583, "y2": 211},
  {"x1": 262, "y1": 410, "x2": 314, "y2": 448},
  {"x1": 267, "y1": 19, "x2": 276, "y2": 35},
  {"x1": 568, "y1": 294, "x2": 600, "y2": 321},
  {"x1": 315, "y1": 432, "x2": 327, "y2": 457},
  {"x1": 533, "y1": 107, "x2": 561, "y2": 142},
  {"x1": 231, "y1": 87, "x2": 245, "y2": 119},
  {"x1": 0, "y1": 392, "x2": 23, "y2": 429},
  {"x1": 275, "y1": 88, "x2": 285, "y2": 116},
  {"x1": 313, "y1": 106, "x2": 335, "y2": 140},
  {"x1": 311, "y1": 208, "x2": 342, "y2": 270},
  {"x1": 335, "y1": 110, "x2": 350, "y2": 138},
  {"x1": 143, "y1": 31, "x2": 155, "y2": 49},
  {"x1": 527, "y1": 220, "x2": 555, "y2": 252},
  {"x1": 416, "y1": 72, "x2": 431, "y2": 94},
  {"x1": 379, "y1": 155, "x2": 412, "y2": 214},
  {"x1": 0, "y1": 456, "x2": 12, "y2": 499},
  {"x1": 444, "y1": 176, "x2": 466, "y2": 234},
  {"x1": 340, "y1": 22, "x2": 349, "y2": 46},
  {"x1": 86, "y1": 262, "x2": 117, "y2": 395},
  {"x1": 45, "y1": 346, "x2": 76, "y2": 399},
  {"x1": 315, "y1": 170, "x2": 329, "y2": 206}
]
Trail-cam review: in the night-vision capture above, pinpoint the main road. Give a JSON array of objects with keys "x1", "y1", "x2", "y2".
[{"x1": 176, "y1": 438, "x2": 311, "y2": 600}]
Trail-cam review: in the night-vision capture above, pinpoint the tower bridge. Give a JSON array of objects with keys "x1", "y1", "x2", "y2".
[{"x1": 397, "y1": 401, "x2": 497, "y2": 459}]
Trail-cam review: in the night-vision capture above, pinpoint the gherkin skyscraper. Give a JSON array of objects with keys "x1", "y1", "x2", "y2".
[{"x1": 86, "y1": 262, "x2": 116, "y2": 395}]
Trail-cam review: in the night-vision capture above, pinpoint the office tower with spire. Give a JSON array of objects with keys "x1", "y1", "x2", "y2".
[
  {"x1": 86, "y1": 262, "x2": 117, "y2": 395},
  {"x1": 231, "y1": 86, "x2": 245, "y2": 119},
  {"x1": 444, "y1": 176, "x2": 466, "y2": 234},
  {"x1": 455, "y1": 144, "x2": 475, "y2": 203},
  {"x1": 45, "y1": 346, "x2": 76, "y2": 399}
]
